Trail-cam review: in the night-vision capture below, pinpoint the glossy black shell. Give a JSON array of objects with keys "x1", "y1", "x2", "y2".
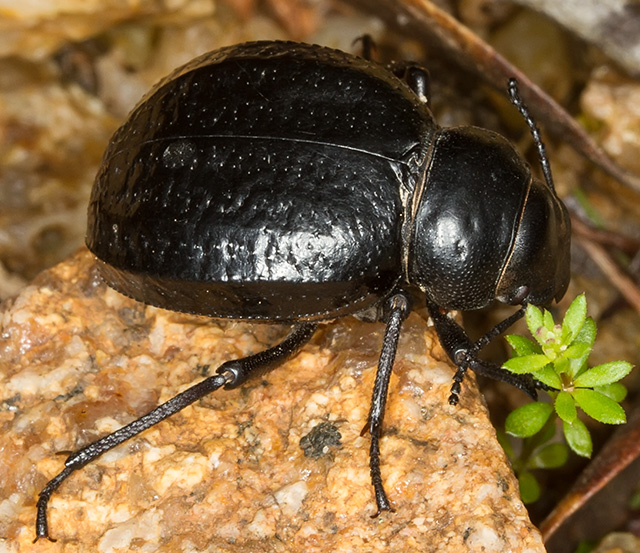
[
  {"x1": 87, "y1": 41, "x2": 436, "y2": 321},
  {"x1": 87, "y1": 40, "x2": 570, "y2": 323}
]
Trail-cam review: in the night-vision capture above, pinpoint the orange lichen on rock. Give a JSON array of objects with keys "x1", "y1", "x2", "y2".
[{"x1": 0, "y1": 249, "x2": 546, "y2": 552}]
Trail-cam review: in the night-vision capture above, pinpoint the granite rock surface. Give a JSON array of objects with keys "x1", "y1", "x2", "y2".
[{"x1": 0, "y1": 249, "x2": 546, "y2": 552}]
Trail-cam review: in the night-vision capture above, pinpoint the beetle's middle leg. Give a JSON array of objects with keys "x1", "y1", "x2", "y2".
[{"x1": 363, "y1": 291, "x2": 411, "y2": 516}]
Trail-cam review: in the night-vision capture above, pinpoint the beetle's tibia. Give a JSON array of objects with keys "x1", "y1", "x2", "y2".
[{"x1": 218, "y1": 323, "x2": 317, "y2": 389}]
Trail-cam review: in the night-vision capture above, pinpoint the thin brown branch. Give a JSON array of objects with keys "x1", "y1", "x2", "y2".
[
  {"x1": 346, "y1": 0, "x2": 640, "y2": 194},
  {"x1": 577, "y1": 235, "x2": 640, "y2": 315},
  {"x1": 571, "y1": 216, "x2": 640, "y2": 255},
  {"x1": 540, "y1": 404, "x2": 640, "y2": 541}
]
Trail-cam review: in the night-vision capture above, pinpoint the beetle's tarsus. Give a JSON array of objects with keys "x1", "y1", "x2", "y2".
[
  {"x1": 369, "y1": 423, "x2": 396, "y2": 517},
  {"x1": 534, "y1": 380, "x2": 557, "y2": 392},
  {"x1": 448, "y1": 365, "x2": 467, "y2": 404},
  {"x1": 34, "y1": 465, "x2": 74, "y2": 542}
]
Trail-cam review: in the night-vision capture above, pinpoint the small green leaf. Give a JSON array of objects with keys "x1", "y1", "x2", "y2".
[
  {"x1": 568, "y1": 317, "x2": 597, "y2": 379},
  {"x1": 535, "y1": 415, "x2": 558, "y2": 444},
  {"x1": 563, "y1": 418, "x2": 592, "y2": 458},
  {"x1": 553, "y1": 356, "x2": 570, "y2": 376},
  {"x1": 528, "y1": 442, "x2": 569, "y2": 469},
  {"x1": 505, "y1": 334, "x2": 541, "y2": 357},
  {"x1": 555, "y1": 391, "x2": 577, "y2": 423},
  {"x1": 518, "y1": 470, "x2": 541, "y2": 504},
  {"x1": 526, "y1": 305, "x2": 544, "y2": 341},
  {"x1": 561, "y1": 294, "x2": 587, "y2": 344},
  {"x1": 532, "y1": 365, "x2": 562, "y2": 389},
  {"x1": 629, "y1": 485, "x2": 640, "y2": 510},
  {"x1": 574, "y1": 361, "x2": 634, "y2": 387},
  {"x1": 503, "y1": 354, "x2": 552, "y2": 374},
  {"x1": 574, "y1": 540, "x2": 598, "y2": 553},
  {"x1": 572, "y1": 389, "x2": 626, "y2": 424},
  {"x1": 506, "y1": 402, "x2": 554, "y2": 437},
  {"x1": 574, "y1": 316, "x2": 597, "y2": 348},
  {"x1": 543, "y1": 309, "x2": 555, "y2": 331},
  {"x1": 594, "y1": 383, "x2": 627, "y2": 402},
  {"x1": 559, "y1": 343, "x2": 590, "y2": 360}
]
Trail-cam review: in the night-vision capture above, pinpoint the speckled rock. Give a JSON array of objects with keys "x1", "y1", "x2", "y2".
[
  {"x1": 513, "y1": 0, "x2": 640, "y2": 76},
  {"x1": 0, "y1": 249, "x2": 546, "y2": 552},
  {"x1": 0, "y1": 0, "x2": 215, "y2": 60},
  {"x1": 581, "y1": 66, "x2": 640, "y2": 176},
  {"x1": 592, "y1": 532, "x2": 640, "y2": 553}
]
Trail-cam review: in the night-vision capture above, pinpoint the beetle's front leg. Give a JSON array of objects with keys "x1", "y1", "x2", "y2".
[{"x1": 425, "y1": 298, "x2": 541, "y2": 405}]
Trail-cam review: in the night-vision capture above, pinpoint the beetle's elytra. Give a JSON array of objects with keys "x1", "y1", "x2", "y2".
[{"x1": 35, "y1": 40, "x2": 571, "y2": 541}]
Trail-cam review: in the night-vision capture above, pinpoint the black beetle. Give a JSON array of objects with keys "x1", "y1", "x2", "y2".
[{"x1": 35, "y1": 40, "x2": 570, "y2": 541}]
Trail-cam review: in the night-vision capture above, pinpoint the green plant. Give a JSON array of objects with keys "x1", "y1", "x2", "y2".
[{"x1": 500, "y1": 294, "x2": 633, "y2": 503}]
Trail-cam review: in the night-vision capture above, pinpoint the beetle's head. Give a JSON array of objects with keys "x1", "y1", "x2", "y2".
[
  {"x1": 408, "y1": 126, "x2": 570, "y2": 311},
  {"x1": 494, "y1": 174, "x2": 571, "y2": 306}
]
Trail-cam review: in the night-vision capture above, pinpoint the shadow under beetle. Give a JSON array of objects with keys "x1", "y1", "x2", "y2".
[{"x1": 35, "y1": 40, "x2": 571, "y2": 541}]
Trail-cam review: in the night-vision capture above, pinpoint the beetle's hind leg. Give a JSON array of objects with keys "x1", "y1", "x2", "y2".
[
  {"x1": 363, "y1": 291, "x2": 411, "y2": 516},
  {"x1": 34, "y1": 322, "x2": 316, "y2": 542},
  {"x1": 353, "y1": 34, "x2": 376, "y2": 61},
  {"x1": 352, "y1": 35, "x2": 430, "y2": 104}
]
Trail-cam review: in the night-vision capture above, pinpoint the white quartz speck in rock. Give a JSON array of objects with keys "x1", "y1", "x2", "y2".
[
  {"x1": 274, "y1": 480, "x2": 308, "y2": 515},
  {"x1": 98, "y1": 508, "x2": 162, "y2": 553}
]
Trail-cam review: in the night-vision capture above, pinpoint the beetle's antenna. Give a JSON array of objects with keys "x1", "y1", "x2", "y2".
[{"x1": 508, "y1": 79, "x2": 556, "y2": 193}]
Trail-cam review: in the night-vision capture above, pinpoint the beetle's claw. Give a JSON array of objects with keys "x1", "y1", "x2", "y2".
[
  {"x1": 33, "y1": 534, "x2": 56, "y2": 544},
  {"x1": 371, "y1": 485, "x2": 395, "y2": 518},
  {"x1": 371, "y1": 503, "x2": 396, "y2": 519}
]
